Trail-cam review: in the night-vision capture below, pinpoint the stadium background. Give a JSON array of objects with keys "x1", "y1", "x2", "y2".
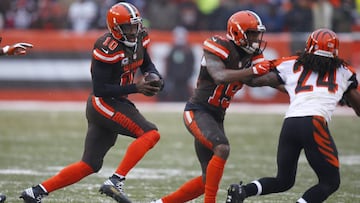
[
  {"x1": 0, "y1": 1, "x2": 359, "y2": 202},
  {"x1": 0, "y1": 0, "x2": 360, "y2": 103}
]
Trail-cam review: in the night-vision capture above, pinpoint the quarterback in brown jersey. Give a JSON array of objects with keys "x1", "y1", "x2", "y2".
[
  {"x1": 20, "y1": 3, "x2": 163, "y2": 203},
  {"x1": 152, "y1": 10, "x2": 272, "y2": 203}
]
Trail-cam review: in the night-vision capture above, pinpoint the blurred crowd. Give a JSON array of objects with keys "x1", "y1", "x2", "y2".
[{"x1": 0, "y1": 0, "x2": 359, "y2": 33}]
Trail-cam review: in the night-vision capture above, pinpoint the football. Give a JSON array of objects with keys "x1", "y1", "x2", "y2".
[{"x1": 144, "y1": 72, "x2": 162, "y2": 87}]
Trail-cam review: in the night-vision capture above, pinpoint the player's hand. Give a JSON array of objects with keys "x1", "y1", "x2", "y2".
[
  {"x1": 2, "y1": 42, "x2": 33, "y2": 56},
  {"x1": 136, "y1": 79, "x2": 161, "y2": 96},
  {"x1": 252, "y1": 60, "x2": 273, "y2": 75}
]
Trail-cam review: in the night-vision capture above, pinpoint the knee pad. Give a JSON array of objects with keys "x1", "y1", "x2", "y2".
[
  {"x1": 323, "y1": 178, "x2": 340, "y2": 195},
  {"x1": 213, "y1": 144, "x2": 230, "y2": 159}
]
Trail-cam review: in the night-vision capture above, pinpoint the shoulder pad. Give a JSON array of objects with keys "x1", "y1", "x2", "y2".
[{"x1": 203, "y1": 35, "x2": 231, "y2": 60}]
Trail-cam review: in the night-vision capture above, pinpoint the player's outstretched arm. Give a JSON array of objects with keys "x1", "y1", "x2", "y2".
[
  {"x1": 205, "y1": 53, "x2": 272, "y2": 84},
  {"x1": 0, "y1": 42, "x2": 33, "y2": 56},
  {"x1": 345, "y1": 88, "x2": 360, "y2": 116}
]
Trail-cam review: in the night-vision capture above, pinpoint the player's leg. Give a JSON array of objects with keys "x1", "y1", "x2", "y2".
[
  {"x1": 96, "y1": 98, "x2": 160, "y2": 202},
  {"x1": 255, "y1": 118, "x2": 302, "y2": 194},
  {"x1": 186, "y1": 110, "x2": 228, "y2": 203},
  {"x1": 20, "y1": 96, "x2": 116, "y2": 203},
  {"x1": 227, "y1": 118, "x2": 302, "y2": 202},
  {"x1": 154, "y1": 110, "x2": 228, "y2": 203},
  {"x1": 297, "y1": 116, "x2": 340, "y2": 203},
  {"x1": 20, "y1": 122, "x2": 114, "y2": 203},
  {"x1": 156, "y1": 140, "x2": 211, "y2": 203},
  {"x1": 111, "y1": 100, "x2": 160, "y2": 177}
]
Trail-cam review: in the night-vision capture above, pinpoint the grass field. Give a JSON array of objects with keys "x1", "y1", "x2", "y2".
[{"x1": 0, "y1": 106, "x2": 359, "y2": 203}]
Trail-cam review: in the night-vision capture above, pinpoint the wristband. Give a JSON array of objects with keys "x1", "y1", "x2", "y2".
[{"x1": 2, "y1": 45, "x2": 9, "y2": 55}]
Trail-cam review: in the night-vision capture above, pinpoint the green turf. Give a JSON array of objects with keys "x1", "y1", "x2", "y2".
[{"x1": 0, "y1": 109, "x2": 359, "y2": 202}]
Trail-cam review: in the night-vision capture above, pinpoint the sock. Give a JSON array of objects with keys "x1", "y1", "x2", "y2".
[
  {"x1": 243, "y1": 180, "x2": 262, "y2": 197},
  {"x1": 41, "y1": 161, "x2": 93, "y2": 193},
  {"x1": 204, "y1": 155, "x2": 226, "y2": 203},
  {"x1": 297, "y1": 198, "x2": 307, "y2": 203},
  {"x1": 115, "y1": 130, "x2": 160, "y2": 176},
  {"x1": 162, "y1": 176, "x2": 205, "y2": 203},
  {"x1": 113, "y1": 173, "x2": 125, "y2": 180}
]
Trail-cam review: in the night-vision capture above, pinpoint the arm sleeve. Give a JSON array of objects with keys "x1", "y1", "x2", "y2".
[
  {"x1": 139, "y1": 49, "x2": 162, "y2": 78},
  {"x1": 91, "y1": 59, "x2": 138, "y2": 97},
  {"x1": 345, "y1": 74, "x2": 358, "y2": 93}
]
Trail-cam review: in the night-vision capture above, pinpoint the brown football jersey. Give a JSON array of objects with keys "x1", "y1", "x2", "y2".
[{"x1": 188, "y1": 35, "x2": 264, "y2": 120}]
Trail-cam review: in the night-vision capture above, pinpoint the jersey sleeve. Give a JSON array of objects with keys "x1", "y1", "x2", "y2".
[
  {"x1": 202, "y1": 36, "x2": 230, "y2": 60},
  {"x1": 141, "y1": 30, "x2": 150, "y2": 49},
  {"x1": 92, "y1": 34, "x2": 125, "y2": 64},
  {"x1": 275, "y1": 57, "x2": 298, "y2": 84},
  {"x1": 342, "y1": 65, "x2": 358, "y2": 93},
  {"x1": 251, "y1": 53, "x2": 265, "y2": 64},
  {"x1": 139, "y1": 49, "x2": 162, "y2": 78}
]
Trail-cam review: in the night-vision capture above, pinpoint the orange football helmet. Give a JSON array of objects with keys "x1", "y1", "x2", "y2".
[
  {"x1": 305, "y1": 28, "x2": 339, "y2": 58},
  {"x1": 226, "y1": 10, "x2": 266, "y2": 54},
  {"x1": 106, "y1": 2, "x2": 142, "y2": 47}
]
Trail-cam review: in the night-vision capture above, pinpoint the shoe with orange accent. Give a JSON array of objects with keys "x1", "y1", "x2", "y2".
[
  {"x1": 99, "y1": 175, "x2": 132, "y2": 203},
  {"x1": 226, "y1": 181, "x2": 247, "y2": 203}
]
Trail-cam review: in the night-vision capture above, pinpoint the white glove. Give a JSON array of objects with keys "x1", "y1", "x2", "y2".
[{"x1": 2, "y1": 43, "x2": 33, "y2": 55}]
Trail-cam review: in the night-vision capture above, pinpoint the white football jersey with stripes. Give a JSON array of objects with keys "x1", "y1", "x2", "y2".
[{"x1": 276, "y1": 58, "x2": 356, "y2": 122}]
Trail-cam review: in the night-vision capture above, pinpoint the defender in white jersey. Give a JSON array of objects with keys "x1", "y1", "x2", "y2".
[{"x1": 226, "y1": 28, "x2": 360, "y2": 203}]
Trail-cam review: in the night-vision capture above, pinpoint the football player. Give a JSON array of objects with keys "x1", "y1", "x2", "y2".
[
  {"x1": 226, "y1": 28, "x2": 360, "y2": 203},
  {"x1": 152, "y1": 10, "x2": 272, "y2": 203},
  {"x1": 20, "y1": 2, "x2": 163, "y2": 203},
  {"x1": 0, "y1": 37, "x2": 33, "y2": 56}
]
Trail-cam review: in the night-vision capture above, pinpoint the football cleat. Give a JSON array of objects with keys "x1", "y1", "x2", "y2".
[
  {"x1": 99, "y1": 175, "x2": 132, "y2": 203},
  {"x1": 20, "y1": 185, "x2": 48, "y2": 203},
  {"x1": 0, "y1": 194, "x2": 6, "y2": 203},
  {"x1": 226, "y1": 181, "x2": 247, "y2": 203}
]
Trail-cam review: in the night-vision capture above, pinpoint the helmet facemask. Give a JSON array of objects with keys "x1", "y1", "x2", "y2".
[
  {"x1": 241, "y1": 29, "x2": 266, "y2": 54},
  {"x1": 113, "y1": 19, "x2": 142, "y2": 47}
]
